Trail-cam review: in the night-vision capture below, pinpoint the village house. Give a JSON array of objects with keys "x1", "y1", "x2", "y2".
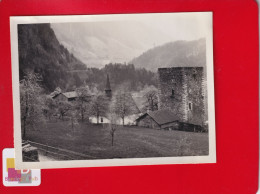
[
  {"x1": 50, "y1": 74, "x2": 141, "y2": 125},
  {"x1": 89, "y1": 113, "x2": 141, "y2": 125},
  {"x1": 136, "y1": 67, "x2": 207, "y2": 132},
  {"x1": 136, "y1": 109, "x2": 179, "y2": 130},
  {"x1": 50, "y1": 87, "x2": 79, "y2": 101},
  {"x1": 53, "y1": 91, "x2": 78, "y2": 101},
  {"x1": 89, "y1": 115, "x2": 111, "y2": 124},
  {"x1": 50, "y1": 87, "x2": 93, "y2": 102},
  {"x1": 88, "y1": 74, "x2": 140, "y2": 125}
]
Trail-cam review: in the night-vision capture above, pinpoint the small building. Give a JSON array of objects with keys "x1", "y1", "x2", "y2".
[
  {"x1": 50, "y1": 87, "x2": 78, "y2": 102},
  {"x1": 52, "y1": 91, "x2": 78, "y2": 101},
  {"x1": 136, "y1": 109, "x2": 179, "y2": 130},
  {"x1": 61, "y1": 91, "x2": 78, "y2": 101},
  {"x1": 89, "y1": 115, "x2": 110, "y2": 124},
  {"x1": 89, "y1": 113, "x2": 141, "y2": 126}
]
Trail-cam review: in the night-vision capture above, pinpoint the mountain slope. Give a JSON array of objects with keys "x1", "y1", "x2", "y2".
[
  {"x1": 51, "y1": 21, "x2": 171, "y2": 67},
  {"x1": 18, "y1": 24, "x2": 158, "y2": 93},
  {"x1": 18, "y1": 24, "x2": 86, "y2": 92},
  {"x1": 130, "y1": 38, "x2": 206, "y2": 72}
]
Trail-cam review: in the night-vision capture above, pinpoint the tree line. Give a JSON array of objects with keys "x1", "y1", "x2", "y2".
[
  {"x1": 18, "y1": 24, "x2": 158, "y2": 94},
  {"x1": 20, "y1": 72, "x2": 159, "y2": 146}
]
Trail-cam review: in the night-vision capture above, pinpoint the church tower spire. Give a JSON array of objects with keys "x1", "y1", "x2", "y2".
[{"x1": 105, "y1": 74, "x2": 112, "y2": 97}]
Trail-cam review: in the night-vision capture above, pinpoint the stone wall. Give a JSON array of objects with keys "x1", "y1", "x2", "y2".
[
  {"x1": 158, "y1": 68, "x2": 186, "y2": 120},
  {"x1": 158, "y1": 67, "x2": 207, "y2": 126},
  {"x1": 184, "y1": 67, "x2": 205, "y2": 126}
]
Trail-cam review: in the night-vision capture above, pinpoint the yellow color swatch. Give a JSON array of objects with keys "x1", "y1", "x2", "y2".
[{"x1": 6, "y1": 158, "x2": 15, "y2": 172}]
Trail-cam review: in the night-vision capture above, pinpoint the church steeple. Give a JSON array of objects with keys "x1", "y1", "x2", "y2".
[{"x1": 105, "y1": 74, "x2": 112, "y2": 97}]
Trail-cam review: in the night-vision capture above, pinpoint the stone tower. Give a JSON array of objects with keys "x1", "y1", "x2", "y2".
[
  {"x1": 105, "y1": 74, "x2": 112, "y2": 97},
  {"x1": 158, "y1": 67, "x2": 207, "y2": 126}
]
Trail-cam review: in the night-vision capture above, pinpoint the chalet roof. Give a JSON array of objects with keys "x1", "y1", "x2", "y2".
[
  {"x1": 50, "y1": 91, "x2": 59, "y2": 98},
  {"x1": 62, "y1": 91, "x2": 78, "y2": 99},
  {"x1": 50, "y1": 87, "x2": 62, "y2": 98},
  {"x1": 137, "y1": 109, "x2": 179, "y2": 125}
]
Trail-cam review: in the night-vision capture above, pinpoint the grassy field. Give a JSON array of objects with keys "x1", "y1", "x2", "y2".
[{"x1": 24, "y1": 121, "x2": 209, "y2": 159}]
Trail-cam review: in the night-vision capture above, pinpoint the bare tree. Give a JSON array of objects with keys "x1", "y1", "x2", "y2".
[
  {"x1": 20, "y1": 72, "x2": 45, "y2": 138},
  {"x1": 56, "y1": 100, "x2": 72, "y2": 121},
  {"x1": 90, "y1": 94, "x2": 107, "y2": 124},
  {"x1": 108, "y1": 113, "x2": 118, "y2": 146},
  {"x1": 113, "y1": 91, "x2": 132, "y2": 126},
  {"x1": 68, "y1": 110, "x2": 79, "y2": 132},
  {"x1": 43, "y1": 95, "x2": 57, "y2": 121},
  {"x1": 144, "y1": 89, "x2": 158, "y2": 111},
  {"x1": 75, "y1": 86, "x2": 92, "y2": 122}
]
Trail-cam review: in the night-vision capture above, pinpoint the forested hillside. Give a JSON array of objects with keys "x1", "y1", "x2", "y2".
[
  {"x1": 131, "y1": 38, "x2": 206, "y2": 72},
  {"x1": 18, "y1": 24, "x2": 157, "y2": 93},
  {"x1": 18, "y1": 24, "x2": 87, "y2": 92},
  {"x1": 81, "y1": 63, "x2": 157, "y2": 92}
]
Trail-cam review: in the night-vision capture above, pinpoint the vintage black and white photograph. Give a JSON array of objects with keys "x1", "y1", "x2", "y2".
[{"x1": 11, "y1": 13, "x2": 216, "y2": 169}]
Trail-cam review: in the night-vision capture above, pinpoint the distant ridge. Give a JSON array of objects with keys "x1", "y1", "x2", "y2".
[{"x1": 130, "y1": 38, "x2": 206, "y2": 72}]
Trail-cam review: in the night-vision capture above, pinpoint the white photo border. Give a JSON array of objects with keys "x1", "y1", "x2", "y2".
[{"x1": 10, "y1": 12, "x2": 216, "y2": 169}]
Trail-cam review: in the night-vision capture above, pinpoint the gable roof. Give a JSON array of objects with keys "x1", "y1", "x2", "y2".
[
  {"x1": 137, "y1": 109, "x2": 179, "y2": 125},
  {"x1": 49, "y1": 87, "x2": 62, "y2": 98},
  {"x1": 62, "y1": 91, "x2": 78, "y2": 99},
  {"x1": 50, "y1": 91, "x2": 60, "y2": 98}
]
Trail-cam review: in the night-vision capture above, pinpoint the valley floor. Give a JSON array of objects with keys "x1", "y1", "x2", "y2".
[{"x1": 24, "y1": 121, "x2": 209, "y2": 160}]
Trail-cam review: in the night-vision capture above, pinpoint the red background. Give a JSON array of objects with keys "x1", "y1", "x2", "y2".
[{"x1": 0, "y1": 0, "x2": 258, "y2": 193}]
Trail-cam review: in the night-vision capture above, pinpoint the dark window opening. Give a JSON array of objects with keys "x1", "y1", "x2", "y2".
[
  {"x1": 192, "y1": 69, "x2": 197, "y2": 79},
  {"x1": 171, "y1": 89, "x2": 175, "y2": 98},
  {"x1": 100, "y1": 117, "x2": 103, "y2": 123},
  {"x1": 188, "y1": 102, "x2": 192, "y2": 110}
]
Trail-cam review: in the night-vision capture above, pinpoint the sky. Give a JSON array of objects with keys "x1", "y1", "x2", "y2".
[{"x1": 50, "y1": 12, "x2": 212, "y2": 67}]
